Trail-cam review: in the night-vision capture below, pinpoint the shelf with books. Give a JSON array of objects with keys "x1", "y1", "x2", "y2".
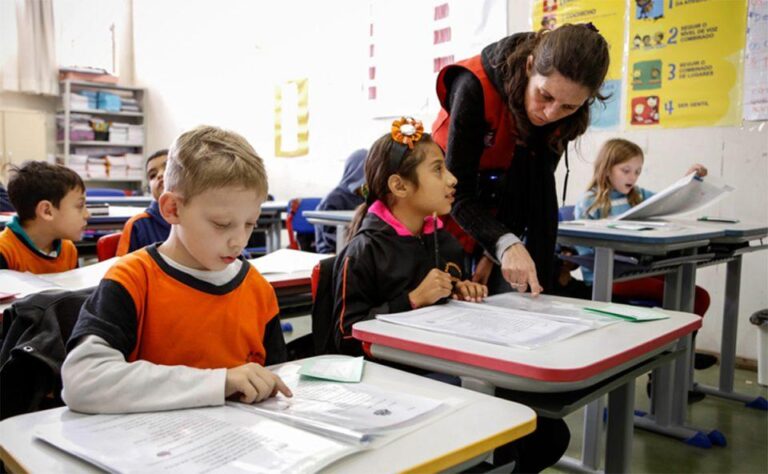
[{"x1": 57, "y1": 80, "x2": 146, "y2": 191}]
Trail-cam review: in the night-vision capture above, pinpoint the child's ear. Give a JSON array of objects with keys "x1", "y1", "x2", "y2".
[
  {"x1": 158, "y1": 191, "x2": 182, "y2": 224},
  {"x1": 526, "y1": 55, "x2": 533, "y2": 76},
  {"x1": 387, "y1": 174, "x2": 410, "y2": 198},
  {"x1": 35, "y1": 200, "x2": 55, "y2": 222}
]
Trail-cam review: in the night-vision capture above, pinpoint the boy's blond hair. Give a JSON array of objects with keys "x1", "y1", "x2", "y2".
[{"x1": 165, "y1": 125, "x2": 268, "y2": 201}]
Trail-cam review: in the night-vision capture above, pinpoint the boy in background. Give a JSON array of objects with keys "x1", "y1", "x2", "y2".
[
  {"x1": 0, "y1": 162, "x2": 88, "y2": 272},
  {"x1": 116, "y1": 149, "x2": 171, "y2": 255}
]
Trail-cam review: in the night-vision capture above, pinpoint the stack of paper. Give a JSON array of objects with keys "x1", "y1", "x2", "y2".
[
  {"x1": 125, "y1": 153, "x2": 145, "y2": 179},
  {"x1": 127, "y1": 125, "x2": 144, "y2": 144},
  {"x1": 87, "y1": 157, "x2": 108, "y2": 178},
  {"x1": 106, "y1": 155, "x2": 128, "y2": 177},
  {"x1": 108, "y1": 123, "x2": 130, "y2": 144},
  {"x1": 377, "y1": 300, "x2": 602, "y2": 349},
  {"x1": 62, "y1": 154, "x2": 89, "y2": 178},
  {"x1": 249, "y1": 248, "x2": 328, "y2": 274}
]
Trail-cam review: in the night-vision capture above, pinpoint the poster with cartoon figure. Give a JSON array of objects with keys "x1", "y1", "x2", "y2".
[
  {"x1": 531, "y1": 0, "x2": 627, "y2": 130},
  {"x1": 627, "y1": 0, "x2": 748, "y2": 128}
]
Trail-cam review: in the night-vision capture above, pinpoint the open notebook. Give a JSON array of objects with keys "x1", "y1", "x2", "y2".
[
  {"x1": 615, "y1": 173, "x2": 733, "y2": 221},
  {"x1": 35, "y1": 362, "x2": 449, "y2": 474}
]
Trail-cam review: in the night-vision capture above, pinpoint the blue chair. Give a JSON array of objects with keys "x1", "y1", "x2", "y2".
[
  {"x1": 286, "y1": 198, "x2": 321, "y2": 251},
  {"x1": 85, "y1": 188, "x2": 126, "y2": 197},
  {"x1": 558, "y1": 205, "x2": 575, "y2": 222}
]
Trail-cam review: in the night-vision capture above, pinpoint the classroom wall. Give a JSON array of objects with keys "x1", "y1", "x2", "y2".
[
  {"x1": 0, "y1": 0, "x2": 135, "y2": 170},
  {"x1": 11, "y1": 0, "x2": 755, "y2": 360},
  {"x1": 508, "y1": 4, "x2": 768, "y2": 361},
  {"x1": 132, "y1": 0, "x2": 767, "y2": 359}
]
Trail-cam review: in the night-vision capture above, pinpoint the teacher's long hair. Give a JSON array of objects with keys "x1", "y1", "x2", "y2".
[{"x1": 498, "y1": 23, "x2": 610, "y2": 153}]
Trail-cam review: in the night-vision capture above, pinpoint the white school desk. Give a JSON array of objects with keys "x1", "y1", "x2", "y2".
[
  {"x1": 557, "y1": 220, "x2": 725, "y2": 464},
  {"x1": 353, "y1": 294, "x2": 701, "y2": 474},
  {"x1": 85, "y1": 195, "x2": 153, "y2": 207},
  {"x1": 0, "y1": 356, "x2": 537, "y2": 474},
  {"x1": 259, "y1": 200, "x2": 288, "y2": 254},
  {"x1": 668, "y1": 219, "x2": 768, "y2": 407},
  {"x1": 0, "y1": 207, "x2": 146, "y2": 232},
  {"x1": 0, "y1": 255, "x2": 312, "y2": 315},
  {"x1": 304, "y1": 209, "x2": 354, "y2": 253}
]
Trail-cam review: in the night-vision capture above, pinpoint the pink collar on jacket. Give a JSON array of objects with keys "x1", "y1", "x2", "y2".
[{"x1": 368, "y1": 200, "x2": 443, "y2": 236}]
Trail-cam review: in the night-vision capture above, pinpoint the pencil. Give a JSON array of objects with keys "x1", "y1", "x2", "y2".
[{"x1": 433, "y1": 211, "x2": 439, "y2": 268}]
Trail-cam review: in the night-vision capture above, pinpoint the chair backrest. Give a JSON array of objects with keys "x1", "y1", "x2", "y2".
[
  {"x1": 0, "y1": 289, "x2": 92, "y2": 420},
  {"x1": 559, "y1": 205, "x2": 575, "y2": 222},
  {"x1": 96, "y1": 232, "x2": 122, "y2": 261},
  {"x1": 310, "y1": 256, "x2": 338, "y2": 355},
  {"x1": 286, "y1": 197, "x2": 321, "y2": 250},
  {"x1": 86, "y1": 188, "x2": 127, "y2": 197}
]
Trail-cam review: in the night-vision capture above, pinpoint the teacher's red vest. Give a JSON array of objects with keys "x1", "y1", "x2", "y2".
[{"x1": 432, "y1": 55, "x2": 518, "y2": 253}]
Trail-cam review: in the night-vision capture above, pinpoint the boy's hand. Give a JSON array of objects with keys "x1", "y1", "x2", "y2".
[
  {"x1": 453, "y1": 280, "x2": 488, "y2": 302},
  {"x1": 225, "y1": 363, "x2": 293, "y2": 404},
  {"x1": 409, "y1": 268, "x2": 453, "y2": 308}
]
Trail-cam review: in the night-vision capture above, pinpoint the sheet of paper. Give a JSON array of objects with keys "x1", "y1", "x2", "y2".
[
  {"x1": 615, "y1": 174, "x2": 733, "y2": 221},
  {"x1": 249, "y1": 249, "x2": 328, "y2": 274},
  {"x1": 40, "y1": 257, "x2": 116, "y2": 290},
  {"x1": 583, "y1": 304, "x2": 669, "y2": 322},
  {"x1": 377, "y1": 302, "x2": 594, "y2": 349},
  {"x1": 298, "y1": 356, "x2": 365, "y2": 383},
  {"x1": 0, "y1": 270, "x2": 62, "y2": 298},
  {"x1": 35, "y1": 406, "x2": 358, "y2": 474},
  {"x1": 481, "y1": 294, "x2": 617, "y2": 328},
  {"x1": 233, "y1": 363, "x2": 444, "y2": 445}
]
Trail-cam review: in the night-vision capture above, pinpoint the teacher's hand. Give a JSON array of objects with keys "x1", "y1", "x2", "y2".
[{"x1": 501, "y1": 243, "x2": 542, "y2": 296}]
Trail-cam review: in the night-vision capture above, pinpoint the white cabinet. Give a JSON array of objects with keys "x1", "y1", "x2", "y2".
[{"x1": 0, "y1": 109, "x2": 47, "y2": 183}]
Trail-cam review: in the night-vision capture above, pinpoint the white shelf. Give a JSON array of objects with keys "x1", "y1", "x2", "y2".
[
  {"x1": 58, "y1": 81, "x2": 147, "y2": 191},
  {"x1": 58, "y1": 108, "x2": 143, "y2": 118},
  {"x1": 60, "y1": 80, "x2": 144, "y2": 92},
  {"x1": 57, "y1": 141, "x2": 143, "y2": 147}
]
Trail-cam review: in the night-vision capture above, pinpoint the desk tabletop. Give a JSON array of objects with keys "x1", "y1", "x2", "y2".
[
  {"x1": 304, "y1": 209, "x2": 355, "y2": 223},
  {"x1": 0, "y1": 356, "x2": 536, "y2": 474},
  {"x1": 0, "y1": 252, "x2": 315, "y2": 313},
  {"x1": 353, "y1": 294, "x2": 700, "y2": 391},
  {"x1": 558, "y1": 219, "x2": 724, "y2": 244},
  {"x1": 86, "y1": 196, "x2": 153, "y2": 206}
]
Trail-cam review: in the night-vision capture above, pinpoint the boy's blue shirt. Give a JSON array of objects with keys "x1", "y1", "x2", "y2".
[{"x1": 127, "y1": 200, "x2": 171, "y2": 252}]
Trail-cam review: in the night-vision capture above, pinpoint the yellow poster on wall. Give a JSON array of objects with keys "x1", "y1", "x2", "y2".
[
  {"x1": 627, "y1": 0, "x2": 747, "y2": 128},
  {"x1": 532, "y1": 0, "x2": 627, "y2": 129},
  {"x1": 274, "y1": 79, "x2": 309, "y2": 157}
]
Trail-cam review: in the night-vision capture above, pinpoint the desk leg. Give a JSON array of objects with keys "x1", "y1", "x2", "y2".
[
  {"x1": 719, "y1": 256, "x2": 741, "y2": 393},
  {"x1": 272, "y1": 221, "x2": 282, "y2": 251},
  {"x1": 335, "y1": 224, "x2": 348, "y2": 254},
  {"x1": 592, "y1": 247, "x2": 614, "y2": 301},
  {"x1": 695, "y1": 256, "x2": 761, "y2": 404},
  {"x1": 581, "y1": 246, "x2": 614, "y2": 470},
  {"x1": 605, "y1": 380, "x2": 635, "y2": 474}
]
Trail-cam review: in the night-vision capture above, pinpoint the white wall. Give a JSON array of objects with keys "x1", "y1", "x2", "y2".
[
  {"x1": 132, "y1": 0, "x2": 380, "y2": 201},
  {"x1": 508, "y1": 4, "x2": 768, "y2": 360}
]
